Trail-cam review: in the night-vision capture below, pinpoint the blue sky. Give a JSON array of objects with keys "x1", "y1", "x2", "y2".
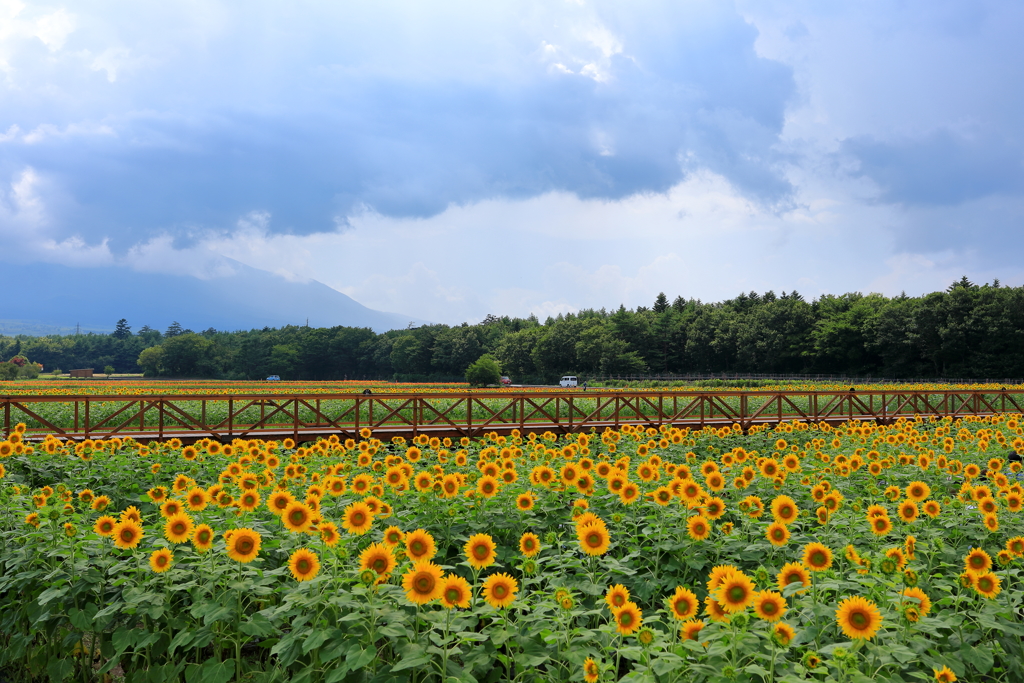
[{"x1": 2, "y1": 0, "x2": 1022, "y2": 324}]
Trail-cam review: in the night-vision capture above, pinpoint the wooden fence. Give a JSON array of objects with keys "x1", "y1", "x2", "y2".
[{"x1": 3, "y1": 388, "x2": 1023, "y2": 444}]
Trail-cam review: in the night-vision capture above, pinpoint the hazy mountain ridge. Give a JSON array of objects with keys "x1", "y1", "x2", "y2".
[{"x1": 4, "y1": 261, "x2": 421, "y2": 334}]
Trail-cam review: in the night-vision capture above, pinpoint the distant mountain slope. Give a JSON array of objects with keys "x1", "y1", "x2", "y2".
[{"x1": 3, "y1": 261, "x2": 421, "y2": 334}]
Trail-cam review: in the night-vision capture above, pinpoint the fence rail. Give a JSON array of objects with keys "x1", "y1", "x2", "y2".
[
  {"x1": 594, "y1": 373, "x2": 1024, "y2": 385},
  {"x1": 4, "y1": 389, "x2": 1024, "y2": 443}
]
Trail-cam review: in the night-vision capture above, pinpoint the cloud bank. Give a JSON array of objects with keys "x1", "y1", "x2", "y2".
[{"x1": 1, "y1": 0, "x2": 1021, "y2": 323}]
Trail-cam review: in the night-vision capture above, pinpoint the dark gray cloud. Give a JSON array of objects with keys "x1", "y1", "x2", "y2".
[
  {"x1": 843, "y1": 130, "x2": 1024, "y2": 206},
  {"x1": 0, "y1": 1, "x2": 795, "y2": 248}
]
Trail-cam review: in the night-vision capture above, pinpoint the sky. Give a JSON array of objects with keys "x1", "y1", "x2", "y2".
[{"x1": 2, "y1": 0, "x2": 1022, "y2": 324}]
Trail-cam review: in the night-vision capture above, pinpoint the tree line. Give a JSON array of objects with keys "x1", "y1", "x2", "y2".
[{"x1": 4, "y1": 277, "x2": 1024, "y2": 382}]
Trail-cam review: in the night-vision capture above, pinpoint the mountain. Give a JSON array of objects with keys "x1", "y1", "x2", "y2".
[{"x1": 2, "y1": 261, "x2": 422, "y2": 334}]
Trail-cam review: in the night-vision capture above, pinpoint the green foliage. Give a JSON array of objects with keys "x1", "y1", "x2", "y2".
[
  {"x1": 465, "y1": 353, "x2": 502, "y2": 386},
  {"x1": 136, "y1": 345, "x2": 165, "y2": 377},
  {"x1": 0, "y1": 361, "x2": 19, "y2": 381},
  {"x1": 5, "y1": 278, "x2": 1024, "y2": 381},
  {"x1": 0, "y1": 418, "x2": 1021, "y2": 683}
]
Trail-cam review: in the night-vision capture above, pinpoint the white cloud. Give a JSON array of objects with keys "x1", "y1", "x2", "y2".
[
  {"x1": 0, "y1": 166, "x2": 114, "y2": 266},
  {"x1": 20, "y1": 121, "x2": 116, "y2": 144},
  {"x1": 88, "y1": 46, "x2": 133, "y2": 82},
  {"x1": 34, "y1": 7, "x2": 74, "y2": 51},
  {"x1": 85, "y1": 167, "x2": 1016, "y2": 323},
  {"x1": 0, "y1": 0, "x2": 1020, "y2": 325}
]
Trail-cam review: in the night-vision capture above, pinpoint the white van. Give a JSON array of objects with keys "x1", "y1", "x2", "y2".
[{"x1": 559, "y1": 376, "x2": 578, "y2": 388}]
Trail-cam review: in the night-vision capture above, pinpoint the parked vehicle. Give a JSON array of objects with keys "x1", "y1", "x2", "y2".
[
  {"x1": 559, "y1": 375, "x2": 578, "y2": 388},
  {"x1": 266, "y1": 375, "x2": 281, "y2": 381},
  {"x1": 500, "y1": 376, "x2": 512, "y2": 386}
]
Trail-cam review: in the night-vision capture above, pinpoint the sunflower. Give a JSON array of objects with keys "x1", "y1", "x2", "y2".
[
  {"x1": 184, "y1": 487, "x2": 209, "y2": 512},
  {"x1": 687, "y1": 515, "x2": 711, "y2": 541},
  {"x1": 400, "y1": 560, "x2": 444, "y2": 604},
  {"x1": 619, "y1": 482, "x2": 640, "y2": 505},
  {"x1": 150, "y1": 548, "x2": 173, "y2": 573},
  {"x1": 164, "y1": 513, "x2": 195, "y2": 544},
  {"x1": 983, "y1": 514, "x2": 999, "y2": 532},
  {"x1": 288, "y1": 548, "x2": 320, "y2": 582},
  {"x1": 519, "y1": 532, "x2": 541, "y2": 557},
  {"x1": 715, "y1": 572, "x2": 756, "y2": 613},
  {"x1": 964, "y1": 548, "x2": 992, "y2": 575},
  {"x1": 359, "y1": 542, "x2": 397, "y2": 583},
  {"x1": 933, "y1": 666, "x2": 957, "y2": 683},
  {"x1": 481, "y1": 572, "x2": 518, "y2": 609},
  {"x1": 1006, "y1": 535, "x2": 1024, "y2": 557},
  {"x1": 225, "y1": 528, "x2": 261, "y2": 563},
  {"x1": 340, "y1": 501, "x2": 373, "y2": 535},
  {"x1": 605, "y1": 584, "x2": 631, "y2": 610},
  {"x1": 973, "y1": 571, "x2": 1001, "y2": 599},
  {"x1": 192, "y1": 524, "x2": 215, "y2": 552},
  {"x1": 705, "y1": 472, "x2": 725, "y2": 491},
  {"x1": 440, "y1": 574, "x2": 472, "y2": 609},
  {"x1": 667, "y1": 586, "x2": 699, "y2": 621},
  {"x1": 277, "y1": 499, "x2": 313, "y2": 531},
  {"x1": 905, "y1": 481, "x2": 931, "y2": 502},
  {"x1": 680, "y1": 619, "x2": 706, "y2": 641},
  {"x1": 679, "y1": 479, "x2": 704, "y2": 505},
  {"x1": 922, "y1": 500, "x2": 941, "y2": 518},
  {"x1": 405, "y1": 528, "x2": 437, "y2": 561},
  {"x1": 703, "y1": 496, "x2": 726, "y2": 519},
  {"x1": 583, "y1": 657, "x2": 600, "y2": 683},
  {"x1": 319, "y1": 521, "x2": 340, "y2": 546},
  {"x1": 94, "y1": 515, "x2": 117, "y2": 537},
  {"x1": 773, "y1": 622, "x2": 795, "y2": 646},
  {"x1": 267, "y1": 491, "x2": 295, "y2": 516},
  {"x1": 382, "y1": 525, "x2": 404, "y2": 547},
  {"x1": 802, "y1": 543, "x2": 833, "y2": 572},
  {"x1": 578, "y1": 523, "x2": 611, "y2": 556},
  {"x1": 766, "y1": 522, "x2": 790, "y2": 547},
  {"x1": 703, "y1": 594, "x2": 730, "y2": 623},
  {"x1": 476, "y1": 475, "x2": 499, "y2": 498},
  {"x1": 160, "y1": 499, "x2": 183, "y2": 518},
  {"x1": 835, "y1": 596, "x2": 882, "y2": 640},
  {"x1": 752, "y1": 590, "x2": 787, "y2": 622},
  {"x1": 112, "y1": 520, "x2": 144, "y2": 549},
  {"x1": 147, "y1": 486, "x2": 168, "y2": 503},
  {"x1": 465, "y1": 533, "x2": 497, "y2": 569},
  {"x1": 612, "y1": 601, "x2": 643, "y2": 635},
  {"x1": 899, "y1": 587, "x2": 931, "y2": 617},
  {"x1": 651, "y1": 486, "x2": 674, "y2": 506},
  {"x1": 869, "y1": 514, "x2": 892, "y2": 536},
  {"x1": 885, "y1": 547, "x2": 907, "y2": 570},
  {"x1": 238, "y1": 490, "x2": 261, "y2": 512},
  {"x1": 516, "y1": 492, "x2": 535, "y2": 511},
  {"x1": 897, "y1": 500, "x2": 919, "y2": 523},
  {"x1": 770, "y1": 495, "x2": 799, "y2": 524},
  {"x1": 706, "y1": 564, "x2": 740, "y2": 592}
]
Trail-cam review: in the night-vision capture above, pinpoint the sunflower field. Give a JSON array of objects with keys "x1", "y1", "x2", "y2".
[{"x1": 1, "y1": 415, "x2": 1022, "y2": 683}]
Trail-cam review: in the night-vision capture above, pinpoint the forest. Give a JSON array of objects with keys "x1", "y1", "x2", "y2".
[{"x1": 3, "y1": 277, "x2": 1023, "y2": 382}]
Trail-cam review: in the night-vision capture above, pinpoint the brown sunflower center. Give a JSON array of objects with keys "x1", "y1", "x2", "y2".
[
  {"x1": 727, "y1": 586, "x2": 747, "y2": 603},
  {"x1": 414, "y1": 574, "x2": 435, "y2": 594}
]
